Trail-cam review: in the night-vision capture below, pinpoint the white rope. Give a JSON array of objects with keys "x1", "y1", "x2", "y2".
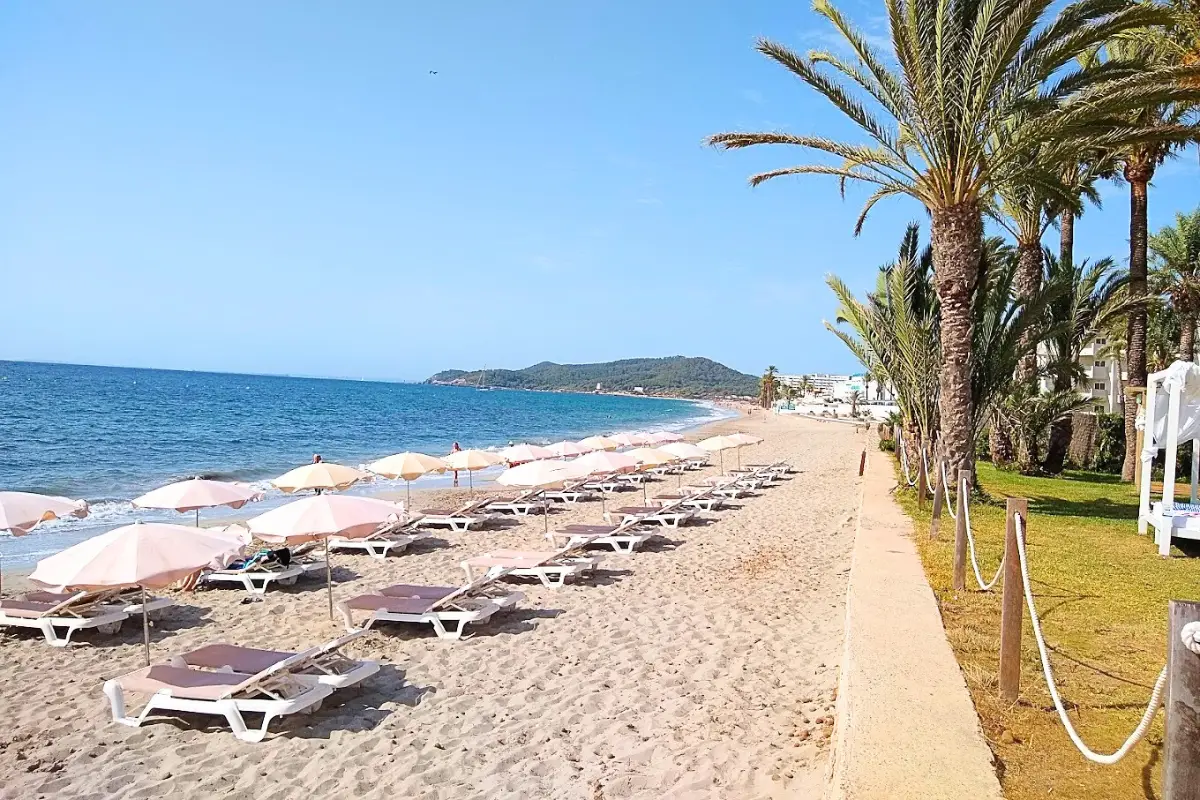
[
  {"x1": 960, "y1": 475, "x2": 1004, "y2": 591},
  {"x1": 1013, "y1": 512, "x2": 1168, "y2": 764},
  {"x1": 941, "y1": 458, "x2": 957, "y2": 521}
]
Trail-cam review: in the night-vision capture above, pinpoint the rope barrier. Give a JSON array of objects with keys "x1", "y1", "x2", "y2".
[
  {"x1": 941, "y1": 458, "x2": 957, "y2": 521},
  {"x1": 1013, "y1": 512, "x2": 1168, "y2": 764},
  {"x1": 961, "y1": 475, "x2": 1003, "y2": 591}
]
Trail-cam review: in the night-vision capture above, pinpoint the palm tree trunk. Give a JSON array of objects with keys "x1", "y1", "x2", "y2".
[
  {"x1": 1180, "y1": 314, "x2": 1197, "y2": 362},
  {"x1": 1016, "y1": 240, "x2": 1044, "y2": 384},
  {"x1": 989, "y1": 421, "x2": 1015, "y2": 466},
  {"x1": 931, "y1": 202, "x2": 982, "y2": 474},
  {"x1": 1043, "y1": 372, "x2": 1075, "y2": 474},
  {"x1": 1122, "y1": 161, "x2": 1153, "y2": 482},
  {"x1": 1059, "y1": 209, "x2": 1075, "y2": 268}
]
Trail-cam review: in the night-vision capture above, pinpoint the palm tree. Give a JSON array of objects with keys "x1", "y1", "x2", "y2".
[
  {"x1": 1150, "y1": 208, "x2": 1200, "y2": 360},
  {"x1": 1088, "y1": 34, "x2": 1200, "y2": 480},
  {"x1": 708, "y1": 0, "x2": 1190, "y2": 474},
  {"x1": 995, "y1": 384, "x2": 1093, "y2": 474},
  {"x1": 826, "y1": 224, "x2": 940, "y2": 456},
  {"x1": 759, "y1": 366, "x2": 780, "y2": 408},
  {"x1": 863, "y1": 371, "x2": 873, "y2": 401},
  {"x1": 1041, "y1": 253, "x2": 1126, "y2": 473},
  {"x1": 1053, "y1": 152, "x2": 1117, "y2": 269},
  {"x1": 848, "y1": 389, "x2": 863, "y2": 416}
]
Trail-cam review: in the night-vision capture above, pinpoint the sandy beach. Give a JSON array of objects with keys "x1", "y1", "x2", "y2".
[{"x1": 0, "y1": 414, "x2": 863, "y2": 800}]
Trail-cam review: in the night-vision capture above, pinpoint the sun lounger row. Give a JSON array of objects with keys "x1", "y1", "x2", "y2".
[{"x1": 0, "y1": 589, "x2": 173, "y2": 646}]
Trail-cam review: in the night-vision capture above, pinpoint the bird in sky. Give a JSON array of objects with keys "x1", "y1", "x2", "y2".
[{"x1": 429, "y1": 70, "x2": 438, "y2": 75}]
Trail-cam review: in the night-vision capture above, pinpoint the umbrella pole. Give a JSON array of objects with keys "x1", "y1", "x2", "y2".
[
  {"x1": 406, "y1": 481, "x2": 412, "y2": 511},
  {"x1": 141, "y1": 587, "x2": 151, "y2": 666},
  {"x1": 325, "y1": 538, "x2": 334, "y2": 620},
  {"x1": 720, "y1": 450, "x2": 725, "y2": 475},
  {"x1": 195, "y1": 509, "x2": 200, "y2": 527},
  {"x1": 642, "y1": 480, "x2": 647, "y2": 504}
]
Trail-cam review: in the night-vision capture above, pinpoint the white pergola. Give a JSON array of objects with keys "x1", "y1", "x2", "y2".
[{"x1": 1138, "y1": 361, "x2": 1200, "y2": 555}]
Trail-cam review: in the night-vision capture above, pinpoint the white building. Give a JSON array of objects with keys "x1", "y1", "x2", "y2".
[
  {"x1": 777, "y1": 373, "x2": 892, "y2": 401},
  {"x1": 1077, "y1": 336, "x2": 1124, "y2": 413},
  {"x1": 1035, "y1": 336, "x2": 1125, "y2": 414}
]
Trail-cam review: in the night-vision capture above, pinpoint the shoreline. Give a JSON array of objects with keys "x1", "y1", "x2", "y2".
[{"x1": 1, "y1": 403, "x2": 743, "y2": 575}]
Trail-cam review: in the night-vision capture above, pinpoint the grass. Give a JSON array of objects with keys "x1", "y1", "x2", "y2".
[{"x1": 897, "y1": 462, "x2": 1200, "y2": 800}]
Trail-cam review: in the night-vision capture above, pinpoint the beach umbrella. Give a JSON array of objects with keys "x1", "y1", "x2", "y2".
[
  {"x1": 496, "y1": 460, "x2": 575, "y2": 533},
  {"x1": 624, "y1": 447, "x2": 679, "y2": 502},
  {"x1": 546, "y1": 440, "x2": 590, "y2": 458},
  {"x1": 442, "y1": 449, "x2": 504, "y2": 491},
  {"x1": 659, "y1": 442, "x2": 710, "y2": 486},
  {"x1": 0, "y1": 491, "x2": 90, "y2": 593},
  {"x1": 727, "y1": 433, "x2": 764, "y2": 469},
  {"x1": 568, "y1": 451, "x2": 640, "y2": 514},
  {"x1": 247, "y1": 495, "x2": 406, "y2": 618},
  {"x1": 132, "y1": 478, "x2": 263, "y2": 526},
  {"x1": 660, "y1": 442, "x2": 709, "y2": 460},
  {"x1": 272, "y1": 462, "x2": 370, "y2": 494},
  {"x1": 577, "y1": 435, "x2": 621, "y2": 452},
  {"x1": 612, "y1": 432, "x2": 652, "y2": 448},
  {"x1": 367, "y1": 452, "x2": 447, "y2": 507},
  {"x1": 29, "y1": 522, "x2": 245, "y2": 664},
  {"x1": 498, "y1": 443, "x2": 555, "y2": 466},
  {"x1": 698, "y1": 435, "x2": 741, "y2": 473}
]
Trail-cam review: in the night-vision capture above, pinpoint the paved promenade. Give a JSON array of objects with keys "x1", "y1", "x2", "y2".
[{"x1": 825, "y1": 445, "x2": 1004, "y2": 799}]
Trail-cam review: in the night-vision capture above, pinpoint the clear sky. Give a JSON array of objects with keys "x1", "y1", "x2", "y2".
[{"x1": 2, "y1": 1, "x2": 1197, "y2": 381}]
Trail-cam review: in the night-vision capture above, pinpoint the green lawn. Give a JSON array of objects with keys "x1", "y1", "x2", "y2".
[{"x1": 899, "y1": 462, "x2": 1200, "y2": 800}]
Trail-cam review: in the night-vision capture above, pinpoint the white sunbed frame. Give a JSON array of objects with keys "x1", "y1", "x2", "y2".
[
  {"x1": 548, "y1": 528, "x2": 653, "y2": 555},
  {"x1": 103, "y1": 657, "x2": 333, "y2": 742},
  {"x1": 337, "y1": 596, "x2": 503, "y2": 640},
  {"x1": 201, "y1": 558, "x2": 326, "y2": 596},
  {"x1": 461, "y1": 552, "x2": 600, "y2": 589},
  {"x1": 0, "y1": 594, "x2": 129, "y2": 647},
  {"x1": 608, "y1": 507, "x2": 696, "y2": 529}
]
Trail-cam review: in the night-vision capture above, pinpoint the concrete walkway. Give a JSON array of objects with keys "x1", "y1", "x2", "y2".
[{"x1": 825, "y1": 446, "x2": 1004, "y2": 800}]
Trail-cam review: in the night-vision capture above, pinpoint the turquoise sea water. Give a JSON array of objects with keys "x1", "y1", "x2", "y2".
[{"x1": 0, "y1": 361, "x2": 728, "y2": 567}]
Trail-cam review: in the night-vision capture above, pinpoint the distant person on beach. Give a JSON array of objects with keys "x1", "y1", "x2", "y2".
[
  {"x1": 451, "y1": 441, "x2": 461, "y2": 487},
  {"x1": 312, "y1": 454, "x2": 322, "y2": 464}
]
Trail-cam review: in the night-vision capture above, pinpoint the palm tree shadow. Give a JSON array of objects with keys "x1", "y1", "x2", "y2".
[{"x1": 1027, "y1": 495, "x2": 1139, "y2": 521}]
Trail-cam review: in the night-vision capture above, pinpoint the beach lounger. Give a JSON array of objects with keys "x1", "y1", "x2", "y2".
[
  {"x1": 23, "y1": 588, "x2": 174, "y2": 619},
  {"x1": 0, "y1": 591, "x2": 129, "y2": 647},
  {"x1": 329, "y1": 515, "x2": 427, "y2": 560},
  {"x1": 174, "y1": 630, "x2": 379, "y2": 689},
  {"x1": 461, "y1": 544, "x2": 600, "y2": 589},
  {"x1": 608, "y1": 504, "x2": 696, "y2": 529},
  {"x1": 201, "y1": 563, "x2": 307, "y2": 595},
  {"x1": 103, "y1": 651, "x2": 333, "y2": 742},
  {"x1": 337, "y1": 574, "x2": 524, "y2": 640},
  {"x1": 486, "y1": 490, "x2": 546, "y2": 517},
  {"x1": 580, "y1": 474, "x2": 627, "y2": 494},
  {"x1": 550, "y1": 522, "x2": 654, "y2": 554},
  {"x1": 542, "y1": 481, "x2": 596, "y2": 505},
  {"x1": 684, "y1": 457, "x2": 709, "y2": 470},
  {"x1": 614, "y1": 472, "x2": 647, "y2": 487},
  {"x1": 415, "y1": 498, "x2": 497, "y2": 532},
  {"x1": 698, "y1": 477, "x2": 752, "y2": 498},
  {"x1": 652, "y1": 490, "x2": 725, "y2": 512}
]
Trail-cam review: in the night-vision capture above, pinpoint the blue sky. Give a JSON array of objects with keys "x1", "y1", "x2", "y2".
[{"x1": 1, "y1": 1, "x2": 1197, "y2": 381}]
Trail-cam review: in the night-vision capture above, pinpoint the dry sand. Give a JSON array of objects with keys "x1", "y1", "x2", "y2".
[{"x1": 0, "y1": 414, "x2": 863, "y2": 800}]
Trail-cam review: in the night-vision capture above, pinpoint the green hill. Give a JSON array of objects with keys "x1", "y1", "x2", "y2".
[{"x1": 426, "y1": 357, "x2": 757, "y2": 398}]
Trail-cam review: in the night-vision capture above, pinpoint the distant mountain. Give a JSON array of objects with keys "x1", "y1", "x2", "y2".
[{"x1": 426, "y1": 357, "x2": 758, "y2": 398}]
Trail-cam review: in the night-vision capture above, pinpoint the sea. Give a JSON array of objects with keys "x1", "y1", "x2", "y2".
[{"x1": 0, "y1": 361, "x2": 731, "y2": 568}]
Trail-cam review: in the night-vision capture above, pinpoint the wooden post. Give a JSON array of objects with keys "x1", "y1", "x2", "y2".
[
  {"x1": 859, "y1": 449, "x2": 867, "y2": 476},
  {"x1": 930, "y1": 458, "x2": 945, "y2": 540},
  {"x1": 917, "y1": 456, "x2": 929, "y2": 510},
  {"x1": 1164, "y1": 600, "x2": 1200, "y2": 799},
  {"x1": 952, "y1": 468, "x2": 972, "y2": 591},
  {"x1": 999, "y1": 497, "x2": 1028, "y2": 703}
]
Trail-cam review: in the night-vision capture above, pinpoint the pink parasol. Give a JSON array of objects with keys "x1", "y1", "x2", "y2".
[
  {"x1": 247, "y1": 495, "x2": 406, "y2": 617},
  {"x1": 133, "y1": 478, "x2": 263, "y2": 526},
  {"x1": 29, "y1": 522, "x2": 246, "y2": 663}
]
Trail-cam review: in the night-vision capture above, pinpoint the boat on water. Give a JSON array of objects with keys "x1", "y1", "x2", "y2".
[{"x1": 476, "y1": 368, "x2": 490, "y2": 391}]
